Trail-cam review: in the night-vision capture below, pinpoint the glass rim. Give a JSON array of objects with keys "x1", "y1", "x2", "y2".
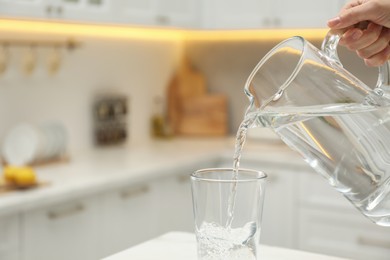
[{"x1": 191, "y1": 168, "x2": 267, "y2": 183}]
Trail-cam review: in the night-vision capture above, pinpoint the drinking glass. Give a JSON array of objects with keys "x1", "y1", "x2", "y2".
[{"x1": 191, "y1": 168, "x2": 267, "y2": 260}]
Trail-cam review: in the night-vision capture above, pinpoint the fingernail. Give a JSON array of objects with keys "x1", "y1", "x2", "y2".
[
  {"x1": 364, "y1": 59, "x2": 375, "y2": 67},
  {"x1": 351, "y1": 30, "x2": 363, "y2": 40},
  {"x1": 327, "y1": 17, "x2": 341, "y2": 27}
]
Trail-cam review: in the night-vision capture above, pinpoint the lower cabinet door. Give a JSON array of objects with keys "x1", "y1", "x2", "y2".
[
  {"x1": 299, "y1": 208, "x2": 390, "y2": 260},
  {"x1": 0, "y1": 214, "x2": 20, "y2": 260},
  {"x1": 298, "y1": 170, "x2": 390, "y2": 260},
  {"x1": 100, "y1": 183, "x2": 154, "y2": 258},
  {"x1": 22, "y1": 196, "x2": 101, "y2": 260},
  {"x1": 151, "y1": 174, "x2": 194, "y2": 235}
]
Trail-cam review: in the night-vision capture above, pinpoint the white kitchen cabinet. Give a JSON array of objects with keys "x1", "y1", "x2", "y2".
[
  {"x1": 109, "y1": 0, "x2": 156, "y2": 26},
  {"x1": 0, "y1": 214, "x2": 20, "y2": 260},
  {"x1": 114, "y1": 0, "x2": 200, "y2": 28},
  {"x1": 100, "y1": 182, "x2": 155, "y2": 258},
  {"x1": 256, "y1": 164, "x2": 298, "y2": 248},
  {"x1": 0, "y1": 0, "x2": 345, "y2": 28},
  {"x1": 57, "y1": 0, "x2": 113, "y2": 23},
  {"x1": 155, "y1": 0, "x2": 200, "y2": 28},
  {"x1": 202, "y1": 0, "x2": 271, "y2": 29},
  {"x1": 151, "y1": 173, "x2": 194, "y2": 235},
  {"x1": 0, "y1": 0, "x2": 48, "y2": 19},
  {"x1": 202, "y1": 0, "x2": 344, "y2": 29},
  {"x1": 0, "y1": 0, "x2": 200, "y2": 27},
  {"x1": 299, "y1": 208, "x2": 390, "y2": 260},
  {"x1": 273, "y1": 0, "x2": 340, "y2": 28},
  {"x1": 297, "y1": 170, "x2": 390, "y2": 260},
  {"x1": 100, "y1": 173, "x2": 194, "y2": 258},
  {"x1": 21, "y1": 196, "x2": 101, "y2": 260},
  {"x1": 0, "y1": 0, "x2": 112, "y2": 23}
]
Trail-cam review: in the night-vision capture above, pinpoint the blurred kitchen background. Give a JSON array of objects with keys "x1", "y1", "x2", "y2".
[{"x1": 0, "y1": 1, "x2": 388, "y2": 260}]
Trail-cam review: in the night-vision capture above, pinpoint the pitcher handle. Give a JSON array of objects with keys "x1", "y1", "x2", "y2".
[
  {"x1": 321, "y1": 29, "x2": 390, "y2": 97},
  {"x1": 321, "y1": 30, "x2": 343, "y2": 66}
]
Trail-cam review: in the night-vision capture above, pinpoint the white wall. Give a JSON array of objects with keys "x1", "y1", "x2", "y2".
[{"x1": 0, "y1": 35, "x2": 183, "y2": 155}]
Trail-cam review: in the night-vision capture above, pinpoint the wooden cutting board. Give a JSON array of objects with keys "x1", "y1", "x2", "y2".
[
  {"x1": 167, "y1": 58, "x2": 228, "y2": 136},
  {"x1": 177, "y1": 95, "x2": 228, "y2": 136}
]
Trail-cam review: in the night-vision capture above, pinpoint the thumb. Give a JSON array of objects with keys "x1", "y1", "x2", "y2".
[{"x1": 328, "y1": 3, "x2": 374, "y2": 28}]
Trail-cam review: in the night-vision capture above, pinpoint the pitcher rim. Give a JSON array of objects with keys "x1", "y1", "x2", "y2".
[{"x1": 244, "y1": 36, "x2": 306, "y2": 107}]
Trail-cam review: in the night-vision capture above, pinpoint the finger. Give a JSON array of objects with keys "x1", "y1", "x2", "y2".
[
  {"x1": 364, "y1": 45, "x2": 390, "y2": 67},
  {"x1": 343, "y1": 0, "x2": 365, "y2": 11},
  {"x1": 340, "y1": 23, "x2": 382, "y2": 50},
  {"x1": 339, "y1": 28, "x2": 363, "y2": 45},
  {"x1": 357, "y1": 28, "x2": 390, "y2": 59},
  {"x1": 328, "y1": 1, "x2": 376, "y2": 29}
]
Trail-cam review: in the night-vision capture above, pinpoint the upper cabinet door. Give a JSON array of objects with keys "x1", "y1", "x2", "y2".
[
  {"x1": 115, "y1": 0, "x2": 200, "y2": 27},
  {"x1": 201, "y1": 0, "x2": 345, "y2": 29},
  {"x1": 273, "y1": 0, "x2": 341, "y2": 28},
  {"x1": 0, "y1": 0, "x2": 113, "y2": 23},
  {"x1": 0, "y1": 0, "x2": 347, "y2": 28},
  {"x1": 155, "y1": 0, "x2": 200, "y2": 28},
  {"x1": 0, "y1": 0, "x2": 49, "y2": 18},
  {"x1": 113, "y1": 0, "x2": 158, "y2": 26},
  {"x1": 202, "y1": 0, "x2": 272, "y2": 29},
  {"x1": 58, "y1": 0, "x2": 113, "y2": 23}
]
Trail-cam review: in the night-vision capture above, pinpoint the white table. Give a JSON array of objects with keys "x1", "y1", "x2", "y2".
[{"x1": 103, "y1": 232, "x2": 349, "y2": 260}]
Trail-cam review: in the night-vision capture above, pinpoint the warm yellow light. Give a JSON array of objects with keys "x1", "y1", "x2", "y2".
[
  {"x1": 0, "y1": 18, "x2": 329, "y2": 42},
  {"x1": 184, "y1": 28, "x2": 329, "y2": 42},
  {"x1": 0, "y1": 18, "x2": 184, "y2": 41}
]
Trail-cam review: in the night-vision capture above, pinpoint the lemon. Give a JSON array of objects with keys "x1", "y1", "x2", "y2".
[
  {"x1": 3, "y1": 166, "x2": 18, "y2": 183},
  {"x1": 14, "y1": 167, "x2": 37, "y2": 187},
  {"x1": 3, "y1": 166, "x2": 37, "y2": 187}
]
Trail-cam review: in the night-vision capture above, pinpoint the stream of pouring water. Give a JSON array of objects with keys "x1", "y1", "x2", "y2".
[{"x1": 225, "y1": 115, "x2": 256, "y2": 228}]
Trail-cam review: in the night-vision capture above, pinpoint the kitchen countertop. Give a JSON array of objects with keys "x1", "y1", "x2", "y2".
[
  {"x1": 0, "y1": 137, "x2": 305, "y2": 216},
  {"x1": 103, "y1": 232, "x2": 349, "y2": 260}
]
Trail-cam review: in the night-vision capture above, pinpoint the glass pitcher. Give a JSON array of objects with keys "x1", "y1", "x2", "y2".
[{"x1": 244, "y1": 31, "x2": 390, "y2": 226}]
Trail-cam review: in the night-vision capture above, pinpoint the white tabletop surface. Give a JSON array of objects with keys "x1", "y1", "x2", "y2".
[{"x1": 103, "y1": 232, "x2": 349, "y2": 260}]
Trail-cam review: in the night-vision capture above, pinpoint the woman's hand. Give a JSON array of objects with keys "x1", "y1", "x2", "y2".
[{"x1": 327, "y1": 0, "x2": 390, "y2": 66}]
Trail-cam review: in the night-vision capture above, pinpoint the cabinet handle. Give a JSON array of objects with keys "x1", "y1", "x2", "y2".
[
  {"x1": 46, "y1": 5, "x2": 53, "y2": 14},
  {"x1": 357, "y1": 236, "x2": 390, "y2": 249},
  {"x1": 273, "y1": 18, "x2": 281, "y2": 27},
  {"x1": 120, "y1": 185, "x2": 149, "y2": 199},
  {"x1": 156, "y1": 15, "x2": 170, "y2": 25},
  {"x1": 56, "y1": 6, "x2": 63, "y2": 15},
  {"x1": 262, "y1": 18, "x2": 271, "y2": 27},
  {"x1": 47, "y1": 204, "x2": 84, "y2": 220}
]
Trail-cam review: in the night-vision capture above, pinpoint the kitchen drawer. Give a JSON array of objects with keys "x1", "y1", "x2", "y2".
[
  {"x1": 150, "y1": 174, "x2": 194, "y2": 235},
  {"x1": 298, "y1": 207, "x2": 390, "y2": 260},
  {"x1": 0, "y1": 214, "x2": 20, "y2": 260},
  {"x1": 100, "y1": 182, "x2": 155, "y2": 257},
  {"x1": 22, "y1": 196, "x2": 101, "y2": 260}
]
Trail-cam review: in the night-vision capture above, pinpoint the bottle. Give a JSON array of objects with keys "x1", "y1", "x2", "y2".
[{"x1": 151, "y1": 96, "x2": 171, "y2": 138}]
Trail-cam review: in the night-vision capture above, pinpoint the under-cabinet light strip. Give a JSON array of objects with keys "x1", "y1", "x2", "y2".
[{"x1": 0, "y1": 18, "x2": 329, "y2": 41}]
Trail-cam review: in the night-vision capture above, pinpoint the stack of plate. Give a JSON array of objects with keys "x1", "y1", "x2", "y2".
[{"x1": 2, "y1": 122, "x2": 67, "y2": 166}]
